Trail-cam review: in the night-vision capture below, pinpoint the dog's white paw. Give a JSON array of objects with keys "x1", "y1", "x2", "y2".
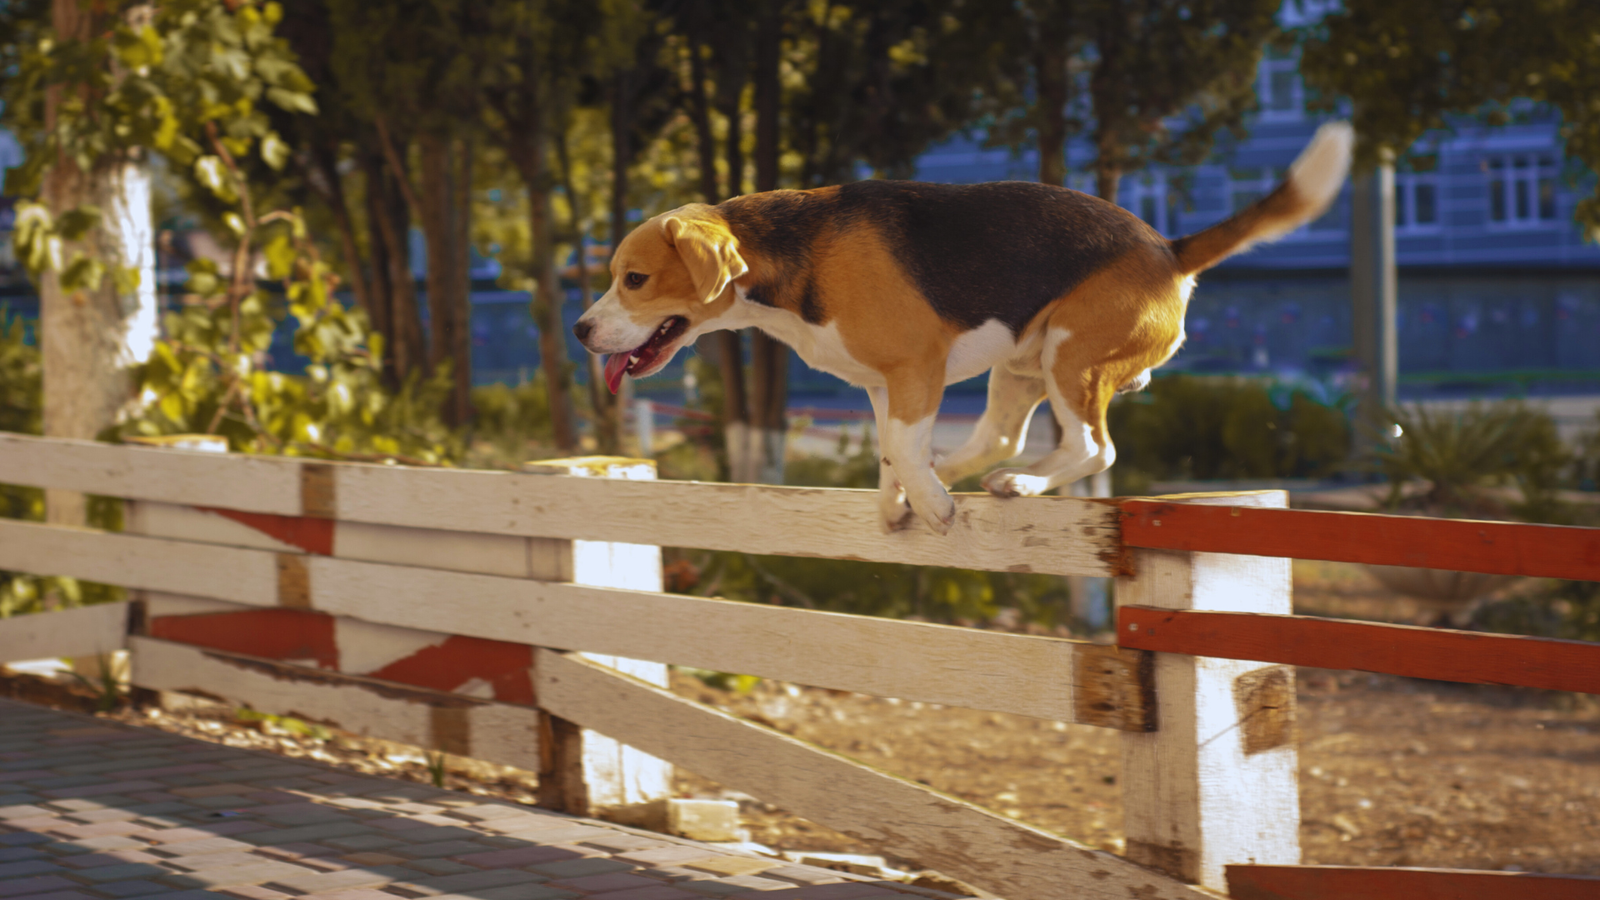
[
  {"x1": 916, "y1": 493, "x2": 956, "y2": 535},
  {"x1": 982, "y1": 468, "x2": 1049, "y2": 498},
  {"x1": 878, "y1": 487, "x2": 913, "y2": 534}
]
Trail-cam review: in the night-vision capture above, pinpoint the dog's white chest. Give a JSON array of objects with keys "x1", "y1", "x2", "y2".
[{"x1": 786, "y1": 321, "x2": 886, "y2": 386}]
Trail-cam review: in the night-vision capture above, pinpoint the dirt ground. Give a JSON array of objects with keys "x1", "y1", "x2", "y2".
[{"x1": 3, "y1": 561, "x2": 1597, "y2": 880}]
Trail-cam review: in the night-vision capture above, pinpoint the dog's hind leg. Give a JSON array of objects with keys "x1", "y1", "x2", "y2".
[
  {"x1": 934, "y1": 365, "x2": 1046, "y2": 487},
  {"x1": 981, "y1": 326, "x2": 1117, "y2": 498}
]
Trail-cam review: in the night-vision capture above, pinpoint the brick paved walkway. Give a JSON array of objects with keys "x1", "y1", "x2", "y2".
[{"x1": 0, "y1": 700, "x2": 965, "y2": 900}]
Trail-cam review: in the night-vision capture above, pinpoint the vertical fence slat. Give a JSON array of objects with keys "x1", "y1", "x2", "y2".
[
  {"x1": 1116, "y1": 491, "x2": 1301, "y2": 891},
  {"x1": 524, "y1": 457, "x2": 673, "y2": 816}
]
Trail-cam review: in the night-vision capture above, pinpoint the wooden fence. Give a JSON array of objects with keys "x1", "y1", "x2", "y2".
[{"x1": 0, "y1": 431, "x2": 1597, "y2": 899}]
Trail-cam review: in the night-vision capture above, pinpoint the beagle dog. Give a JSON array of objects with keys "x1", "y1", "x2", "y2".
[{"x1": 574, "y1": 122, "x2": 1352, "y2": 535}]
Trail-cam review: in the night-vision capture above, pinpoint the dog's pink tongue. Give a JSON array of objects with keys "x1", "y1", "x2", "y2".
[{"x1": 603, "y1": 353, "x2": 630, "y2": 394}]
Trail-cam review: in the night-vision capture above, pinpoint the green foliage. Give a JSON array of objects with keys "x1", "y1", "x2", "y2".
[
  {"x1": 1475, "y1": 579, "x2": 1600, "y2": 644},
  {"x1": 1300, "y1": 0, "x2": 1600, "y2": 238},
  {"x1": 64, "y1": 656, "x2": 125, "y2": 713},
  {"x1": 1370, "y1": 402, "x2": 1569, "y2": 521},
  {"x1": 0, "y1": 308, "x2": 40, "y2": 438},
  {"x1": 466, "y1": 377, "x2": 557, "y2": 466},
  {"x1": 784, "y1": 423, "x2": 880, "y2": 490},
  {"x1": 1108, "y1": 375, "x2": 1353, "y2": 493},
  {"x1": 235, "y1": 707, "x2": 333, "y2": 740}
]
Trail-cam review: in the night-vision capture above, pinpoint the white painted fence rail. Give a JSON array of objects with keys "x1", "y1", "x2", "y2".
[{"x1": 0, "y1": 433, "x2": 1298, "y2": 899}]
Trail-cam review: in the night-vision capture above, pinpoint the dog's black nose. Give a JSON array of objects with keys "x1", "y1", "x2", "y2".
[{"x1": 573, "y1": 320, "x2": 593, "y2": 343}]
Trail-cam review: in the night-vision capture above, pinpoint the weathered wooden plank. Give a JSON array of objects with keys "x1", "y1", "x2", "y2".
[
  {"x1": 0, "y1": 519, "x2": 277, "y2": 607},
  {"x1": 338, "y1": 464, "x2": 1124, "y2": 577},
  {"x1": 1, "y1": 433, "x2": 1121, "y2": 574},
  {"x1": 1118, "y1": 606, "x2": 1600, "y2": 695},
  {"x1": 0, "y1": 602, "x2": 128, "y2": 664},
  {"x1": 1122, "y1": 498, "x2": 1600, "y2": 582},
  {"x1": 1225, "y1": 864, "x2": 1600, "y2": 900},
  {"x1": 0, "y1": 517, "x2": 1144, "y2": 726},
  {"x1": 128, "y1": 636, "x2": 539, "y2": 770},
  {"x1": 534, "y1": 649, "x2": 1208, "y2": 900},
  {"x1": 308, "y1": 555, "x2": 1134, "y2": 725},
  {"x1": 1117, "y1": 491, "x2": 1301, "y2": 892},
  {"x1": 0, "y1": 432, "x2": 301, "y2": 515}
]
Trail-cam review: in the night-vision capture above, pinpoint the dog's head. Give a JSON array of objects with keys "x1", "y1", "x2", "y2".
[{"x1": 574, "y1": 205, "x2": 748, "y2": 393}]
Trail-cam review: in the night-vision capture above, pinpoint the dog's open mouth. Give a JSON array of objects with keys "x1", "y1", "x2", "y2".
[{"x1": 603, "y1": 316, "x2": 689, "y2": 393}]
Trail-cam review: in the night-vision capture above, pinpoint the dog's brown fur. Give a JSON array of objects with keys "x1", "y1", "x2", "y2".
[{"x1": 576, "y1": 124, "x2": 1352, "y2": 533}]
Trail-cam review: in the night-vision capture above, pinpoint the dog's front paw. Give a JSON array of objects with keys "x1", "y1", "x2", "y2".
[
  {"x1": 982, "y1": 468, "x2": 1049, "y2": 498},
  {"x1": 903, "y1": 485, "x2": 956, "y2": 535},
  {"x1": 878, "y1": 487, "x2": 913, "y2": 534}
]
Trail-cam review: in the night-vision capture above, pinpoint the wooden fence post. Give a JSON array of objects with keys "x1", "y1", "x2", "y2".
[
  {"x1": 1116, "y1": 490, "x2": 1300, "y2": 891},
  {"x1": 525, "y1": 457, "x2": 673, "y2": 816}
]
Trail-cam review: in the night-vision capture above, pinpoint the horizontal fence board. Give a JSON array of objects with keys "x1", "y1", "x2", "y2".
[
  {"x1": 336, "y1": 465, "x2": 1125, "y2": 576},
  {"x1": 1226, "y1": 864, "x2": 1600, "y2": 900},
  {"x1": 0, "y1": 518, "x2": 1147, "y2": 725},
  {"x1": 0, "y1": 519, "x2": 277, "y2": 607},
  {"x1": 0, "y1": 434, "x2": 1121, "y2": 576},
  {"x1": 1121, "y1": 499, "x2": 1600, "y2": 582},
  {"x1": 1117, "y1": 607, "x2": 1600, "y2": 695},
  {"x1": 0, "y1": 432, "x2": 301, "y2": 515},
  {"x1": 129, "y1": 636, "x2": 540, "y2": 769},
  {"x1": 535, "y1": 650, "x2": 1207, "y2": 900},
  {"x1": 0, "y1": 602, "x2": 128, "y2": 664}
]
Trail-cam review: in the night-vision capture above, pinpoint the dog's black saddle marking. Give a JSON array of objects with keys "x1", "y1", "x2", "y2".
[{"x1": 721, "y1": 181, "x2": 1162, "y2": 335}]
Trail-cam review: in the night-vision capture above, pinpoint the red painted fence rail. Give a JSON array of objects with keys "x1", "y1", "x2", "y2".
[
  {"x1": 1226, "y1": 864, "x2": 1600, "y2": 900},
  {"x1": 1119, "y1": 499, "x2": 1600, "y2": 582},
  {"x1": 1117, "y1": 606, "x2": 1600, "y2": 695}
]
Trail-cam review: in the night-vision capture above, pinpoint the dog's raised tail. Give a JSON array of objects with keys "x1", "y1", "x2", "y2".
[{"x1": 1170, "y1": 121, "x2": 1353, "y2": 275}]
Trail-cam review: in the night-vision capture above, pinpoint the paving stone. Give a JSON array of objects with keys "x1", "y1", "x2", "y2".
[
  {"x1": 579, "y1": 834, "x2": 674, "y2": 854},
  {"x1": 158, "y1": 860, "x2": 319, "y2": 888},
  {"x1": 170, "y1": 784, "x2": 259, "y2": 799},
  {"x1": 66, "y1": 836, "x2": 150, "y2": 853},
  {"x1": 162, "y1": 850, "x2": 270, "y2": 871},
  {"x1": 62, "y1": 809, "x2": 139, "y2": 824},
  {"x1": 753, "y1": 867, "x2": 848, "y2": 886},
  {"x1": 57, "y1": 851, "x2": 162, "y2": 869},
  {"x1": 673, "y1": 878, "x2": 785, "y2": 897},
  {"x1": 391, "y1": 840, "x2": 497, "y2": 860},
  {"x1": 240, "y1": 822, "x2": 376, "y2": 846},
  {"x1": 192, "y1": 795, "x2": 256, "y2": 809},
  {"x1": 84, "y1": 879, "x2": 169, "y2": 897},
  {"x1": 386, "y1": 825, "x2": 480, "y2": 843},
  {"x1": 71, "y1": 862, "x2": 173, "y2": 882},
  {"x1": 340, "y1": 852, "x2": 407, "y2": 866},
  {"x1": 253, "y1": 841, "x2": 341, "y2": 860},
  {"x1": 0, "y1": 859, "x2": 62, "y2": 878},
  {"x1": 615, "y1": 847, "x2": 726, "y2": 868},
  {"x1": 0, "y1": 805, "x2": 54, "y2": 819},
  {"x1": 0, "y1": 833, "x2": 52, "y2": 847},
  {"x1": 393, "y1": 868, "x2": 548, "y2": 896},
  {"x1": 585, "y1": 887, "x2": 701, "y2": 900},
  {"x1": 299, "y1": 890, "x2": 400, "y2": 900},
  {"x1": 547, "y1": 873, "x2": 664, "y2": 893},
  {"x1": 145, "y1": 836, "x2": 256, "y2": 857},
  {"x1": 0, "y1": 877, "x2": 80, "y2": 899},
  {"x1": 403, "y1": 858, "x2": 476, "y2": 876},
  {"x1": 501, "y1": 825, "x2": 618, "y2": 845},
  {"x1": 468, "y1": 884, "x2": 579, "y2": 900},
  {"x1": 0, "y1": 846, "x2": 46, "y2": 862},
  {"x1": 44, "y1": 822, "x2": 149, "y2": 840},
  {"x1": 526, "y1": 857, "x2": 637, "y2": 879},
  {"x1": 214, "y1": 885, "x2": 296, "y2": 900},
  {"x1": 258, "y1": 864, "x2": 414, "y2": 894},
  {"x1": 443, "y1": 804, "x2": 529, "y2": 822},
  {"x1": 2, "y1": 891, "x2": 100, "y2": 900},
  {"x1": 322, "y1": 834, "x2": 404, "y2": 852},
  {"x1": 452, "y1": 846, "x2": 590, "y2": 869},
  {"x1": 39, "y1": 781, "x2": 166, "y2": 800}
]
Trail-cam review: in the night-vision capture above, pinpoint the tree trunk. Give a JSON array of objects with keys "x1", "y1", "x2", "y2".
[
  {"x1": 306, "y1": 138, "x2": 372, "y2": 317},
  {"x1": 560, "y1": 108, "x2": 615, "y2": 454},
  {"x1": 452, "y1": 137, "x2": 474, "y2": 423},
  {"x1": 41, "y1": 0, "x2": 158, "y2": 527},
  {"x1": 419, "y1": 132, "x2": 472, "y2": 425},
  {"x1": 524, "y1": 101, "x2": 578, "y2": 453},
  {"x1": 747, "y1": 0, "x2": 787, "y2": 484},
  {"x1": 687, "y1": 36, "x2": 751, "y2": 480},
  {"x1": 1096, "y1": 162, "x2": 1121, "y2": 203},
  {"x1": 1035, "y1": 38, "x2": 1068, "y2": 187},
  {"x1": 360, "y1": 150, "x2": 395, "y2": 375},
  {"x1": 368, "y1": 143, "x2": 424, "y2": 384}
]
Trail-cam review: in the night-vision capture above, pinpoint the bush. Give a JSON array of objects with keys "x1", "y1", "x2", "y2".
[{"x1": 1108, "y1": 374, "x2": 1352, "y2": 493}]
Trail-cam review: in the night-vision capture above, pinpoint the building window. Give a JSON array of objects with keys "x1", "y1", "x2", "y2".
[
  {"x1": 1395, "y1": 164, "x2": 1440, "y2": 232},
  {"x1": 1484, "y1": 154, "x2": 1557, "y2": 227},
  {"x1": 1125, "y1": 173, "x2": 1179, "y2": 235},
  {"x1": 1258, "y1": 52, "x2": 1303, "y2": 120}
]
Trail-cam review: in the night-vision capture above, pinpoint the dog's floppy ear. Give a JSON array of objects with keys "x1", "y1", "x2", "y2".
[{"x1": 663, "y1": 216, "x2": 748, "y2": 304}]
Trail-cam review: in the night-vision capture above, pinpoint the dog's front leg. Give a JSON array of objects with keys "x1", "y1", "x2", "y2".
[
  {"x1": 874, "y1": 376, "x2": 955, "y2": 535},
  {"x1": 865, "y1": 387, "x2": 911, "y2": 532}
]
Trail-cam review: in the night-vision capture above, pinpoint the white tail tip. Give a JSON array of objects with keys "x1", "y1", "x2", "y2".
[{"x1": 1288, "y1": 121, "x2": 1354, "y2": 210}]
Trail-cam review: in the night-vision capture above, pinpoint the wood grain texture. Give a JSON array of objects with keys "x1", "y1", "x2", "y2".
[
  {"x1": 0, "y1": 517, "x2": 1139, "y2": 725},
  {"x1": 129, "y1": 636, "x2": 539, "y2": 770},
  {"x1": 0, "y1": 432, "x2": 301, "y2": 515},
  {"x1": 336, "y1": 463, "x2": 1124, "y2": 576},
  {"x1": 1117, "y1": 491, "x2": 1300, "y2": 892},
  {"x1": 1120, "y1": 607, "x2": 1600, "y2": 695},
  {"x1": 535, "y1": 650, "x2": 1209, "y2": 900},
  {"x1": 308, "y1": 555, "x2": 1104, "y2": 723},
  {"x1": 1122, "y1": 499, "x2": 1600, "y2": 581},
  {"x1": 0, "y1": 519, "x2": 277, "y2": 607},
  {"x1": 0, "y1": 602, "x2": 128, "y2": 663},
  {"x1": 1226, "y1": 864, "x2": 1600, "y2": 900}
]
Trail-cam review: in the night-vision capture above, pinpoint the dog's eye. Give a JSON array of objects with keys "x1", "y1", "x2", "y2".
[{"x1": 624, "y1": 272, "x2": 648, "y2": 289}]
